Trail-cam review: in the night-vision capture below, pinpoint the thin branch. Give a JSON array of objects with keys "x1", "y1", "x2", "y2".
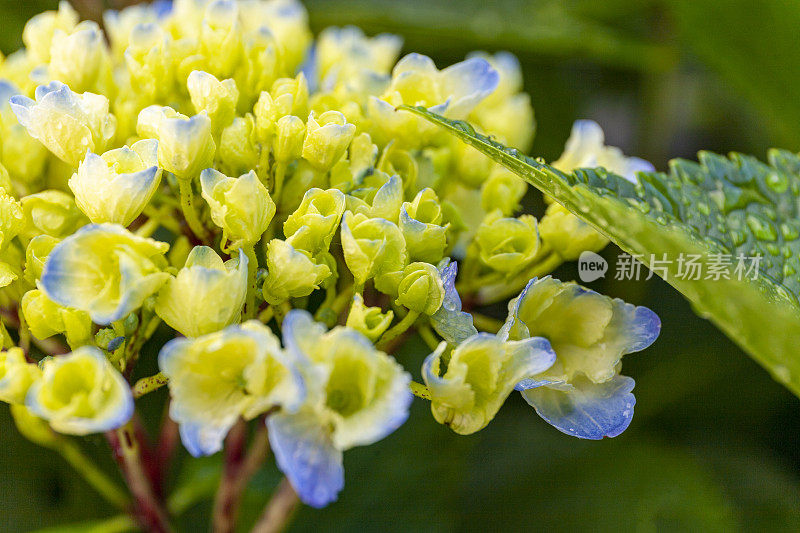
[
  {"x1": 107, "y1": 423, "x2": 173, "y2": 533},
  {"x1": 251, "y1": 478, "x2": 300, "y2": 533},
  {"x1": 212, "y1": 420, "x2": 271, "y2": 533}
]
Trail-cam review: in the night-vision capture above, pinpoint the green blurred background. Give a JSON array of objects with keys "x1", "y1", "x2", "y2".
[{"x1": 1, "y1": 0, "x2": 800, "y2": 531}]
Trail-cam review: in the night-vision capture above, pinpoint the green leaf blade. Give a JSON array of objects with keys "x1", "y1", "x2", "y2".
[{"x1": 401, "y1": 104, "x2": 800, "y2": 396}]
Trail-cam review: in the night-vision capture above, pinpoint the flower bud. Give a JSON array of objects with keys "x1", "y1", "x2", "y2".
[
  {"x1": 233, "y1": 26, "x2": 280, "y2": 108},
  {"x1": 40, "y1": 223, "x2": 169, "y2": 325},
  {"x1": 22, "y1": 2, "x2": 79, "y2": 64},
  {"x1": 0, "y1": 348, "x2": 41, "y2": 405},
  {"x1": 453, "y1": 141, "x2": 493, "y2": 188},
  {"x1": 10, "y1": 82, "x2": 117, "y2": 167},
  {"x1": 155, "y1": 246, "x2": 248, "y2": 337},
  {"x1": 284, "y1": 188, "x2": 345, "y2": 255},
  {"x1": 69, "y1": 139, "x2": 161, "y2": 226},
  {"x1": 346, "y1": 173, "x2": 403, "y2": 223},
  {"x1": 0, "y1": 192, "x2": 24, "y2": 251},
  {"x1": 218, "y1": 114, "x2": 259, "y2": 176},
  {"x1": 137, "y1": 106, "x2": 216, "y2": 180},
  {"x1": 475, "y1": 210, "x2": 539, "y2": 274},
  {"x1": 26, "y1": 346, "x2": 134, "y2": 435},
  {"x1": 302, "y1": 111, "x2": 356, "y2": 171},
  {"x1": 103, "y1": 2, "x2": 163, "y2": 61},
  {"x1": 538, "y1": 202, "x2": 609, "y2": 261},
  {"x1": 345, "y1": 293, "x2": 394, "y2": 341},
  {"x1": 274, "y1": 115, "x2": 306, "y2": 163},
  {"x1": 124, "y1": 22, "x2": 174, "y2": 101},
  {"x1": 393, "y1": 262, "x2": 445, "y2": 315},
  {"x1": 200, "y1": 169, "x2": 276, "y2": 249},
  {"x1": 200, "y1": 0, "x2": 243, "y2": 78},
  {"x1": 261, "y1": 239, "x2": 331, "y2": 304},
  {"x1": 399, "y1": 188, "x2": 448, "y2": 263},
  {"x1": 187, "y1": 70, "x2": 239, "y2": 133},
  {"x1": 340, "y1": 211, "x2": 407, "y2": 286},
  {"x1": 253, "y1": 74, "x2": 309, "y2": 142},
  {"x1": 24, "y1": 235, "x2": 60, "y2": 284},
  {"x1": 480, "y1": 167, "x2": 527, "y2": 216},
  {"x1": 20, "y1": 190, "x2": 87, "y2": 239},
  {"x1": 21, "y1": 288, "x2": 92, "y2": 348},
  {"x1": 49, "y1": 21, "x2": 111, "y2": 93},
  {"x1": 271, "y1": 74, "x2": 310, "y2": 119}
]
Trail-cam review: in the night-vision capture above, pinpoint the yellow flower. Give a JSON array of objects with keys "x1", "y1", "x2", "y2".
[
  {"x1": 26, "y1": 346, "x2": 133, "y2": 435},
  {"x1": 21, "y1": 287, "x2": 93, "y2": 348},
  {"x1": 137, "y1": 105, "x2": 215, "y2": 181},
  {"x1": 0, "y1": 348, "x2": 41, "y2": 405},
  {"x1": 159, "y1": 320, "x2": 304, "y2": 456},
  {"x1": 69, "y1": 139, "x2": 161, "y2": 226},
  {"x1": 10, "y1": 82, "x2": 116, "y2": 167},
  {"x1": 200, "y1": 169, "x2": 276, "y2": 249},
  {"x1": 40, "y1": 223, "x2": 169, "y2": 324},
  {"x1": 155, "y1": 246, "x2": 248, "y2": 337},
  {"x1": 301, "y1": 111, "x2": 356, "y2": 171}
]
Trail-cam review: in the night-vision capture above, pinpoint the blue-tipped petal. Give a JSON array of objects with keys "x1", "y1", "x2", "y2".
[
  {"x1": 267, "y1": 410, "x2": 344, "y2": 508},
  {"x1": 178, "y1": 419, "x2": 231, "y2": 457},
  {"x1": 521, "y1": 375, "x2": 636, "y2": 439},
  {"x1": 281, "y1": 309, "x2": 327, "y2": 364},
  {"x1": 619, "y1": 303, "x2": 661, "y2": 352},
  {"x1": 430, "y1": 259, "x2": 477, "y2": 345},
  {"x1": 8, "y1": 95, "x2": 34, "y2": 128},
  {"x1": 439, "y1": 57, "x2": 500, "y2": 115}
]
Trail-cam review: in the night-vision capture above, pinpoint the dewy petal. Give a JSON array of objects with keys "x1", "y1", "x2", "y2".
[
  {"x1": 501, "y1": 276, "x2": 660, "y2": 384},
  {"x1": 430, "y1": 259, "x2": 477, "y2": 345},
  {"x1": 611, "y1": 300, "x2": 662, "y2": 353},
  {"x1": 267, "y1": 409, "x2": 345, "y2": 508},
  {"x1": 520, "y1": 375, "x2": 636, "y2": 440}
]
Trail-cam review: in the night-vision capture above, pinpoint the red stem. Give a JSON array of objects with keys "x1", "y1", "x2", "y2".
[
  {"x1": 154, "y1": 410, "x2": 180, "y2": 495},
  {"x1": 212, "y1": 420, "x2": 270, "y2": 533},
  {"x1": 107, "y1": 424, "x2": 172, "y2": 532}
]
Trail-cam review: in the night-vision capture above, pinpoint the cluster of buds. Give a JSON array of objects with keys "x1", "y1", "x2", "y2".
[{"x1": 0, "y1": 0, "x2": 661, "y2": 522}]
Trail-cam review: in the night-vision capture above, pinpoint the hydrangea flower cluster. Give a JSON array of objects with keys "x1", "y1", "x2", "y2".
[{"x1": 0, "y1": 0, "x2": 661, "y2": 525}]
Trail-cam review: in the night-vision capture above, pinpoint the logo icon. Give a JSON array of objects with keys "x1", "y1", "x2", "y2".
[{"x1": 578, "y1": 251, "x2": 608, "y2": 282}]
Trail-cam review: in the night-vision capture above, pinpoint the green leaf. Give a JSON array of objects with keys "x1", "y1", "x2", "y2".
[{"x1": 401, "y1": 104, "x2": 800, "y2": 397}]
